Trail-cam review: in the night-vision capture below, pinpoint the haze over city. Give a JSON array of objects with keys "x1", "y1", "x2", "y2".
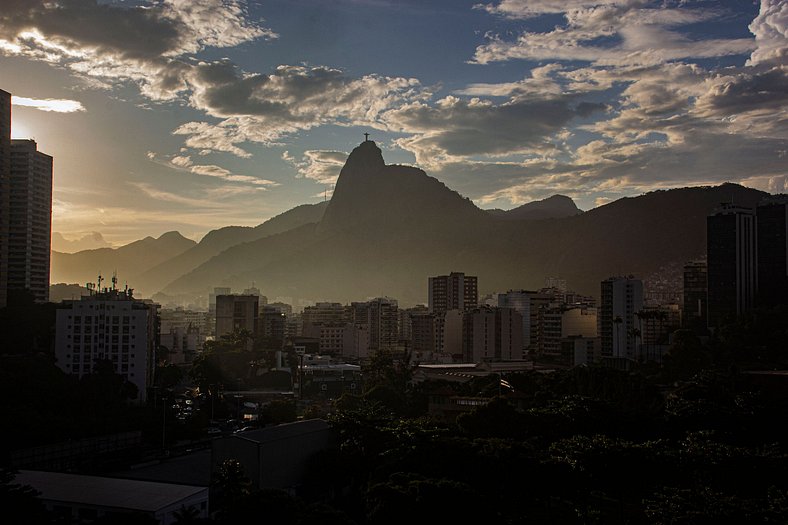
[{"x1": 1, "y1": 0, "x2": 784, "y2": 246}]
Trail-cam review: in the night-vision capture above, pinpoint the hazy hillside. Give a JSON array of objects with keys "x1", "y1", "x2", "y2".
[
  {"x1": 51, "y1": 231, "x2": 111, "y2": 253},
  {"x1": 161, "y1": 142, "x2": 768, "y2": 305},
  {"x1": 132, "y1": 201, "x2": 328, "y2": 295},
  {"x1": 487, "y1": 194, "x2": 582, "y2": 221},
  {"x1": 49, "y1": 283, "x2": 89, "y2": 303},
  {"x1": 51, "y1": 231, "x2": 196, "y2": 287}
]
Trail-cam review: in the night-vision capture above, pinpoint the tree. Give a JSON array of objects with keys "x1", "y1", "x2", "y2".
[
  {"x1": 663, "y1": 330, "x2": 712, "y2": 381},
  {"x1": 0, "y1": 469, "x2": 51, "y2": 525},
  {"x1": 212, "y1": 459, "x2": 252, "y2": 513}
]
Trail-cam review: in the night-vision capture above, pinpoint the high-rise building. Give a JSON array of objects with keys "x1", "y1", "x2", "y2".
[
  {"x1": 358, "y1": 297, "x2": 399, "y2": 352},
  {"x1": 600, "y1": 276, "x2": 644, "y2": 359},
  {"x1": 259, "y1": 304, "x2": 287, "y2": 348},
  {"x1": 498, "y1": 290, "x2": 534, "y2": 353},
  {"x1": 757, "y1": 196, "x2": 788, "y2": 307},
  {"x1": 0, "y1": 89, "x2": 10, "y2": 308},
  {"x1": 7, "y1": 139, "x2": 52, "y2": 303},
  {"x1": 428, "y1": 272, "x2": 478, "y2": 313},
  {"x1": 535, "y1": 306, "x2": 597, "y2": 359},
  {"x1": 462, "y1": 306, "x2": 522, "y2": 363},
  {"x1": 215, "y1": 294, "x2": 259, "y2": 340},
  {"x1": 707, "y1": 204, "x2": 757, "y2": 328},
  {"x1": 682, "y1": 260, "x2": 708, "y2": 329},
  {"x1": 54, "y1": 286, "x2": 160, "y2": 403}
]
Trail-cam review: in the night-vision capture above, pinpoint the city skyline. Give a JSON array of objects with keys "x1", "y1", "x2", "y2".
[{"x1": 1, "y1": 0, "x2": 785, "y2": 245}]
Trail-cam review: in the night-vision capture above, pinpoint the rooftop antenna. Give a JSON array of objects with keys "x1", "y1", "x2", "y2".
[
  {"x1": 111, "y1": 271, "x2": 118, "y2": 291},
  {"x1": 97, "y1": 273, "x2": 103, "y2": 292}
]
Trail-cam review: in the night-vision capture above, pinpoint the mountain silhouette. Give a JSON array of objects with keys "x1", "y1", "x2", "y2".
[
  {"x1": 155, "y1": 142, "x2": 768, "y2": 305},
  {"x1": 487, "y1": 194, "x2": 582, "y2": 220},
  {"x1": 51, "y1": 231, "x2": 196, "y2": 287},
  {"x1": 132, "y1": 201, "x2": 328, "y2": 295}
]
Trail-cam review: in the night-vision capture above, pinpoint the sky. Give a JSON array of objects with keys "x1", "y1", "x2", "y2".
[{"x1": 0, "y1": 0, "x2": 786, "y2": 246}]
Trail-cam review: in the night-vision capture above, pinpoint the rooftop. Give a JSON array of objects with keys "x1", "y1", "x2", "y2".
[{"x1": 16, "y1": 470, "x2": 207, "y2": 512}]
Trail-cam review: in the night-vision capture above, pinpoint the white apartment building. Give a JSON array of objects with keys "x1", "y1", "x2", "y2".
[{"x1": 55, "y1": 288, "x2": 159, "y2": 403}]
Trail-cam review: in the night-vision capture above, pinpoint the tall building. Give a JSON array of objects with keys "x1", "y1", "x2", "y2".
[
  {"x1": 707, "y1": 204, "x2": 757, "y2": 328},
  {"x1": 498, "y1": 290, "x2": 533, "y2": 353},
  {"x1": 54, "y1": 286, "x2": 160, "y2": 403},
  {"x1": 600, "y1": 277, "x2": 644, "y2": 359},
  {"x1": 535, "y1": 306, "x2": 597, "y2": 359},
  {"x1": 259, "y1": 304, "x2": 287, "y2": 348},
  {"x1": 428, "y1": 272, "x2": 478, "y2": 313},
  {"x1": 357, "y1": 297, "x2": 399, "y2": 352},
  {"x1": 462, "y1": 306, "x2": 522, "y2": 363},
  {"x1": 757, "y1": 196, "x2": 788, "y2": 307},
  {"x1": 0, "y1": 89, "x2": 10, "y2": 308},
  {"x1": 683, "y1": 260, "x2": 708, "y2": 329},
  {"x1": 7, "y1": 139, "x2": 52, "y2": 303},
  {"x1": 215, "y1": 294, "x2": 259, "y2": 340}
]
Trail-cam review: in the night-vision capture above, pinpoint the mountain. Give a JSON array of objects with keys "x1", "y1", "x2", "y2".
[
  {"x1": 50, "y1": 231, "x2": 196, "y2": 287},
  {"x1": 49, "y1": 283, "x2": 89, "y2": 303},
  {"x1": 132, "y1": 201, "x2": 328, "y2": 295},
  {"x1": 51, "y1": 231, "x2": 112, "y2": 253},
  {"x1": 487, "y1": 194, "x2": 582, "y2": 220},
  {"x1": 160, "y1": 142, "x2": 768, "y2": 305}
]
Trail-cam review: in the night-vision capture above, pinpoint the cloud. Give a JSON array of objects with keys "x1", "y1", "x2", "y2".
[
  {"x1": 0, "y1": 0, "x2": 275, "y2": 102},
  {"x1": 454, "y1": 64, "x2": 564, "y2": 98},
  {"x1": 748, "y1": 0, "x2": 788, "y2": 67},
  {"x1": 472, "y1": 1, "x2": 755, "y2": 66},
  {"x1": 0, "y1": 0, "x2": 273, "y2": 61},
  {"x1": 282, "y1": 150, "x2": 348, "y2": 184},
  {"x1": 147, "y1": 151, "x2": 279, "y2": 188},
  {"x1": 129, "y1": 181, "x2": 227, "y2": 208},
  {"x1": 383, "y1": 94, "x2": 603, "y2": 168},
  {"x1": 174, "y1": 64, "x2": 423, "y2": 155},
  {"x1": 11, "y1": 95, "x2": 85, "y2": 112}
]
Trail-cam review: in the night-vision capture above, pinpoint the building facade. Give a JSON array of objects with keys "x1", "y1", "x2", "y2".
[
  {"x1": 600, "y1": 276, "x2": 644, "y2": 359},
  {"x1": 54, "y1": 287, "x2": 159, "y2": 402},
  {"x1": 707, "y1": 204, "x2": 757, "y2": 328},
  {"x1": 0, "y1": 89, "x2": 10, "y2": 308},
  {"x1": 757, "y1": 197, "x2": 788, "y2": 307},
  {"x1": 428, "y1": 272, "x2": 478, "y2": 313},
  {"x1": 498, "y1": 289, "x2": 533, "y2": 354},
  {"x1": 7, "y1": 139, "x2": 52, "y2": 303},
  {"x1": 462, "y1": 306, "x2": 523, "y2": 363},
  {"x1": 682, "y1": 260, "x2": 708, "y2": 329},
  {"x1": 215, "y1": 294, "x2": 259, "y2": 339}
]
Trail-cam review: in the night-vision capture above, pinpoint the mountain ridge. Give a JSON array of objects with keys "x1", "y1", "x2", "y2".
[{"x1": 158, "y1": 143, "x2": 769, "y2": 305}]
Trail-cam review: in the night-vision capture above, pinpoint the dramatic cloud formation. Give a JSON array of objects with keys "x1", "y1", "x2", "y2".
[
  {"x1": 12, "y1": 95, "x2": 84, "y2": 112},
  {"x1": 282, "y1": 150, "x2": 348, "y2": 184},
  {"x1": 175, "y1": 64, "x2": 423, "y2": 156},
  {"x1": 1, "y1": 0, "x2": 785, "y2": 241},
  {"x1": 472, "y1": 0, "x2": 755, "y2": 66}
]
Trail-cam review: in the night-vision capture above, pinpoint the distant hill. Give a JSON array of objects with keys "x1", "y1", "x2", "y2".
[
  {"x1": 51, "y1": 231, "x2": 111, "y2": 253},
  {"x1": 158, "y1": 142, "x2": 769, "y2": 304},
  {"x1": 487, "y1": 194, "x2": 582, "y2": 220},
  {"x1": 49, "y1": 283, "x2": 89, "y2": 303},
  {"x1": 132, "y1": 201, "x2": 328, "y2": 295},
  {"x1": 50, "y1": 231, "x2": 196, "y2": 288}
]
